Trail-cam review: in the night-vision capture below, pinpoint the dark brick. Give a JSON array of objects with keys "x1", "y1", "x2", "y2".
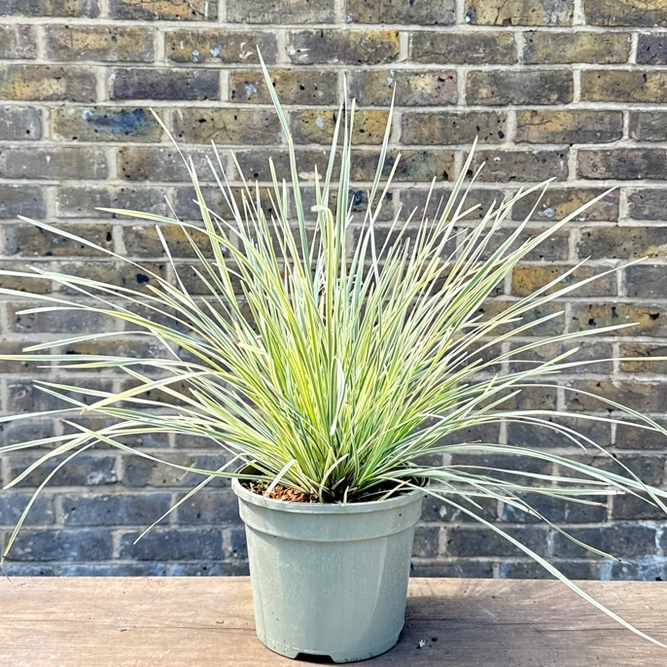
[
  {"x1": 509, "y1": 340, "x2": 613, "y2": 374},
  {"x1": 0, "y1": 340, "x2": 53, "y2": 374},
  {"x1": 288, "y1": 30, "x2": 399, "y2": 65},
  {"x1": 610, "y1": 560, "x2": 667, "y2": 581},
  {"x1": 2, "y1": 564, "x2": 56, "y2": 576},
  {"x1": 123, "y1": 224, "x2": 214, "y2": 258},
  {"x1": 228, "y1": 148, "x2": 331, "y2": 183},
  {"x1": 439, "y1": 424, "x2": 500, "y2": 445},
  {"x1": 423, "y1": 490, "x2": 498, "y2": 524},
  {"x1": 54, "y1": 260, "x2": 166, "y2": 295},
  {"x1": 511, "y1": 264, "x2": 616, "y2": 298},
  {"x1": 0, "y1": 418, "x2": 64, "y2": 451},
  {"x1": 229, "y1": 0, "x2": 333, "y2": 22},
  {"x1": 56, "y1": 185, "x2": 169, "y2": 218},
  {"x1": 566, "y1": 380, "x2": 667, "y2": 413},
  {"x1": 413, "y1": 526, "x2": 440, "y2": 558},
  {"x1": 352, "y1": 222, "x2": 455, "y2": 261},
  {"x1": 0, "y1": 146, "x2": 108, "y2": 180},
  {"x1": 492, "y1": 384, "x2": 559, "y2": 411},
  {"x1": 230, "y1": 70, "x2": 337, "y2": 105},
  {"x1": 0, "y1": 0, "x2": 98, "y2": 16},
  {"x1": 0, "y1": 494, "x2": 55, "y2": 526},
  {"x1": 291, "y1": 109, "x2": 389, "y2": 145},
  {"x1": 478, "y1": 300, "x2": 565, "y2": 336},
  {"x1": 447, "y1": 526, "x2": 549, "y2": 557},
  {"x1": 0, "y1": 25, "x2": 37, "y2": 58},
  {"x1": 62, "y1": 493, "x2": 172, "y2": 526},
  {"x1": 172, "y1": 186, "x2": 234, "y2": 221},
  {"x1": 176, "y1": 490, "x2": 240, "y2": 524},
  {"x1": 616, "y1": 419, "x2": 667, "y2": 450},
  {"x1": 620, "y1": 343, "x2": 667, "y2": 374},
  {"x1": 509, "y1": 415, "x2": 612, "y2": 450},
  {"x1": 411, "y1": 560, "x2": 495, "y2": 578},
  {"x1": 554, "y1": 524, "x2": 656, "y2": 559},
  {"x1": 57, "y1": 338, "x2": 167, "y2": 373},
  {"x1": 350, "y1": 69, "x2": 457, "y2": 106},
  {"x1": 511, "y1": 188, "x2": 619, "y2": 223},
  {"x1": 225, "y1": 526, "x2": 247, "y2": 559},
  {"x1": 349, "y1": 149, "x2": 455, "y2": 182},
  {"x1": 402, "y1": 111, "x2": 506, "y2": 145},
  {"x1": 411, "y1": 31, "x2": 516, "y2": 65},
  {"x1": 0, "y1": 260, "x2": 54, "y2": 294},
  {"x1": 347, "y1": 0, "x2": 455, "y2": 24},
  {"x1": 515, "y1": 110, "x2": 623, "y2": 144},
  {"x1": 626, "y1": 265, "x2": 667, "y2": 299},
  {"x1": 0, "y1": 107, "x2": 41, "y2": 141},
  {"x1": 465, "y1": 0, "x2": 573, "y2": 25},
  {"x1": 450, "y1": 453, "x2": 552, "y2": 490},
  {"x1": 172, "y1": 108, "x2": 281, "y2": 144},
  {"x1": 500, "y1": 560, "x2": 601, "y2": 579},
  {"x1": 570, "y1": 303, "x2": 667, "y2": 338},
  {"x1": 578, "y1": 226, "x2": 667, "y2": 260},
  {"x1": 471, "y1": 150, "x2": 569, "y2": 183},
  {"x1": 118, "y1": 146, "x2": 211, "y2": 182},
  {"x1": 110, "y1": 0, "x2": 216, "y2": 20},
  {"x1": 165, "y1": 30, "x2": 276, "y2": 64},
  {"x1": 578, "y1": 149, "x2": 667, "y2": 180},
  {"x1": 169, "y1": 562, "x2": 250, "y2": 576},
  {"x1": 585, "y1": 0, "x2": 667, "y2": 26},
  {"x1": 628, "y1": 189, "x2": 667, "y2": 220},
  {"x1": 9, "y1": 528, "x2": 113, "y2": 561},
  {"x1": 581, "y1": 70, "x2": 667, "y2": 103},
  {"x1": 120, "y1": 528, "x2": 222, "y2": 560},
  {"x1": 174, "y1": 262, "x2": 243, "y2": 296},
  {"x1": 0, "y1": 65, "x2": 96, "y2": 102},
  {"x1": 6, "y1": 451, "x2": 117, "y2": 487},
  {"x1": 7, "y1": 375, "x2": 114, "y2": 411},
  {"x1": 122, "y1": 452, "x2": 231, "y2": 488},
  {"x1": 470, "y1": 226, "x2": 570, "y2": 262},
  {"x1": 111, "y1": 68, "x2": 218, "y2": 101},
  {"x1": 45, "y1": 25, "x2": 153, "y2": 62},
  {"x1": 60, "y1": 563, "x2": 167, "y2": 575},
  {"x1": 401, "y1": 188, "x2": 503, "y2": 223},
  {"x1": 502, "y1": 492, "x2": 607, "y2": 524},
  {"x1": 7, "y1": 301, "x2": 118, "y2": 334},
  {"x1": 523, "y1": 30, "x2": 630, "y2": 64},
  {"x1": 4, "y1": 223, "x2": 113, "y2": 257},
  {"x1": 637, "y1": 33, "x2": 667, "y2": 65},
  {"x1": 629, "y1": 112, "x2": 667, "y2": 142},
  {"x1": 52, "y1": 107, "x2": 163, "y2": 143},
  {"x1": 0, "y1": 184, "x2": 46, "y2": 219},
  {"x1": 467, "y1": 70, "x2": 573, "y2": 106},
  {"x1": 613, "y1": 493, "x2": 666, "y2": 520}
]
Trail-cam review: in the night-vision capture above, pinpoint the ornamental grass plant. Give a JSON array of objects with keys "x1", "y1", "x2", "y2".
[{"x1": 1, "y1": 58, "x2": 666, "y2": 644}]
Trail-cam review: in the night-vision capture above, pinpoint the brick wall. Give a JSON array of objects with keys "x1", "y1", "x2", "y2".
[{"x1": 1, "y1": 0, "x2": 667, "y2": 579}]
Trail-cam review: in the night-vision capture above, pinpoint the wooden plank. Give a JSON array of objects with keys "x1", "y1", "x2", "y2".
[{"x1": 0, "y1": 577, "x2": 665, "y2": 666}]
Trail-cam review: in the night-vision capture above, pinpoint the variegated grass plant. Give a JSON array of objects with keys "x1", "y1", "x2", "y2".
[{"x1": 1, "y1": 58, "x2": 667, "y2": 644}]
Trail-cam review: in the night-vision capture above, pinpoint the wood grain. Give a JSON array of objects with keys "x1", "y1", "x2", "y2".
[{"x1": 0, "y1": 577, "x2": 665, "y2": 666}]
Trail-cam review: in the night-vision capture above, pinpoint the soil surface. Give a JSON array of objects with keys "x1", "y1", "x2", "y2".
[
  {"x1": 245, "y1": 480, "x2": 317, "y2": 503},
  {"x1": 243, "y1": 478, "x2": 421, "y2": 503}
]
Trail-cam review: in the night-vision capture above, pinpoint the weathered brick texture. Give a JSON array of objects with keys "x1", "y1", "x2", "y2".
[{"x1": 1, "y1": 0, "x2": 667, "y2": 582}]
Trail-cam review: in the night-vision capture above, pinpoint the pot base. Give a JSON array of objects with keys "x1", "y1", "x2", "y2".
[{"x1": 260, "y1": 627, "x2": 402, "y2": 663}]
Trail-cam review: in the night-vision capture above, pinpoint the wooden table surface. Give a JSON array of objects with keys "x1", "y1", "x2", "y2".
[{"x1": 1, "y1": 577, "x2": 666, "y2": 666}]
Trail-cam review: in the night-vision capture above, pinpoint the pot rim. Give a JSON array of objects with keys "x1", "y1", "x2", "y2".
[{"x1": 231, "y1": 468, "x2": 425, "y2": 515}]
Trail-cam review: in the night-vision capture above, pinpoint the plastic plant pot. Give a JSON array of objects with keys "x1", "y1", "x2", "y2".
[{"x1": 232, "y1": 475, "x2": 424, "y2": 663}]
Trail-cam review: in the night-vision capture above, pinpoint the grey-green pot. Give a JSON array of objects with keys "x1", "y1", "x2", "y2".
[{"x1": 232, "y1": 477, "x2": 424, "y2": 663}]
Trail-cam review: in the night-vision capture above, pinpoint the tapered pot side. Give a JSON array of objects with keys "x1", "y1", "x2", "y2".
[{"x1": 232, "y1": 477, "x2": 425, "y2": 663}]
